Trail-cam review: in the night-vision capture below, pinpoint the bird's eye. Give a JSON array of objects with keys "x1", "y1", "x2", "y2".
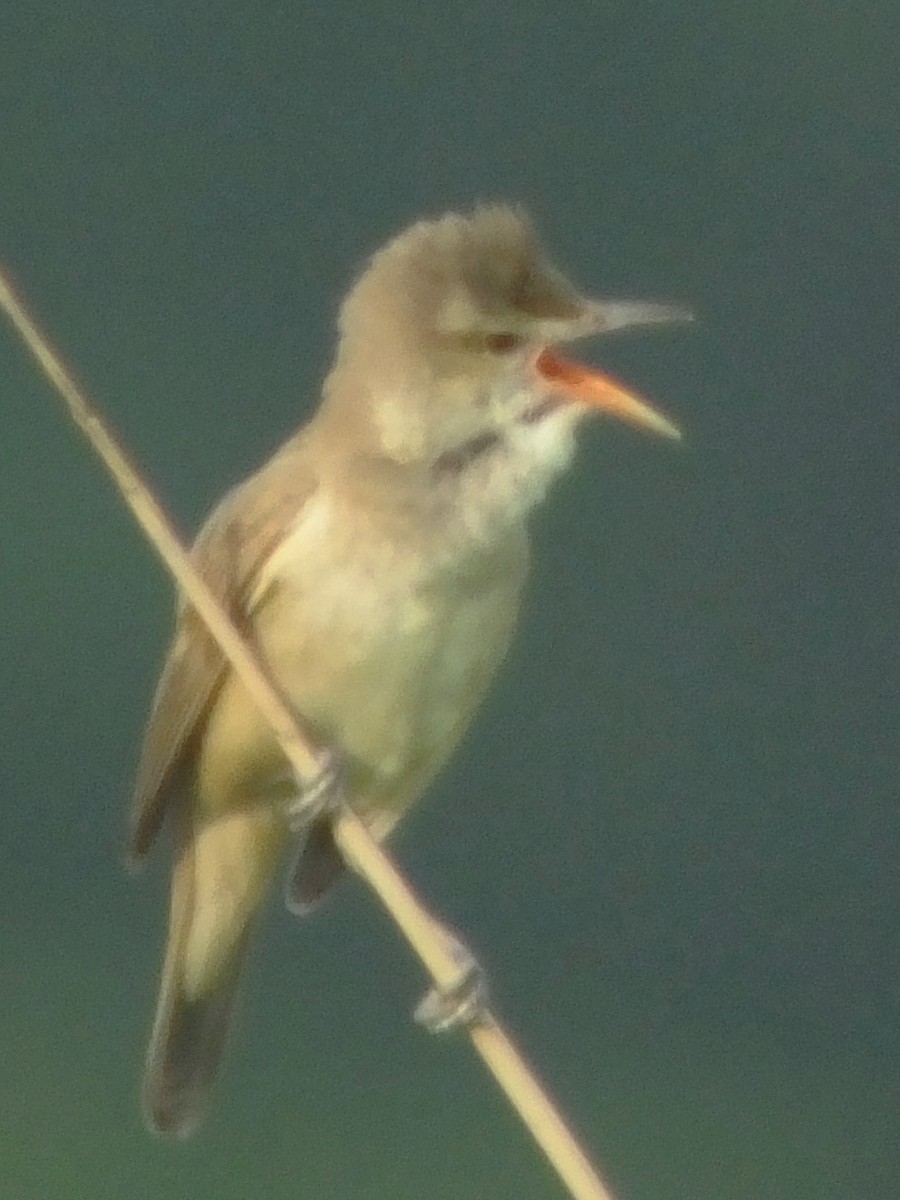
[{"x1": 484, "y1": 332, "x2": 524, "y2": 354}]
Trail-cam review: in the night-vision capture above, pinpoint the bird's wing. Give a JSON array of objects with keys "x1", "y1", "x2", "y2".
[{"x1": 127, "y1": 443, "x2": 317, "y2": 864}]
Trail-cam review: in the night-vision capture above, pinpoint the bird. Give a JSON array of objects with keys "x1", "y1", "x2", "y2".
[{"x1": 128, "y1": 203, "x2": 689, "y2": 1138}]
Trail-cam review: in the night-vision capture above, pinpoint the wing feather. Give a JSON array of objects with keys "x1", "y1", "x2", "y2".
[{"x1": 127, "y1": 444, "x2": 317, "y2": 864}]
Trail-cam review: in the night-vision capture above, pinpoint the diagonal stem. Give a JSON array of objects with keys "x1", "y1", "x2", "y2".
[{"x1": 0, "y1": 266, "x2": 620, "y2": 1200}]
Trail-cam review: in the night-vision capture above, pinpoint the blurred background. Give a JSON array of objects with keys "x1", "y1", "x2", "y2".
[{"x1": 1, "y1": 3, "x2": 898, "y2": 1198}]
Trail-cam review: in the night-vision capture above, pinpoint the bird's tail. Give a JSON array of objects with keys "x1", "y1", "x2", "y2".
[
  {"x1": 142, "y1": 803, "x2": 285, "y2": 1137},
  {"x1": 141, "y1": 945, "x2": 244, "y2": 1138}
]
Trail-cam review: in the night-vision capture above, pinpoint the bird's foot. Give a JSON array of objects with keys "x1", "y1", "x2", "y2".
[
  {"x1": 281, "y1": 748, "x2": 348, "y2": 917},
  {"x1": 285, "y1": 746, "x2": 346, "y2": 834},
  {"x1": 414, "y1": 926, "x2": 490, "y2": 1034}
]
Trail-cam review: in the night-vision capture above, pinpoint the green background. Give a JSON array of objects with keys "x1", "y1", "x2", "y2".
[{"x1": 2, "y1": 3, "x2": 897, "y2": 1198}]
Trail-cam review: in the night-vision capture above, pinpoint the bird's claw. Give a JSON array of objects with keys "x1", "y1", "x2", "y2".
[
  {"x1": 285, "y1": 747, "x2": 345, "y2": 834},
  {"x1": 414, "y1": 933, "x2": 490, "y2": 1034}
]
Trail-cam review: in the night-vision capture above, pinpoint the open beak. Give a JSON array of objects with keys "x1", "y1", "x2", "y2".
[
  {"x1": 536, "y1": 287, "x2": 689, "y2": 444},
  {"x1": 536, "y1": 348, "x2": 682, "y2": 439}
]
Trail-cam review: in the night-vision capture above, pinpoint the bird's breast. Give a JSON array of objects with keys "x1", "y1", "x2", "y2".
[{"x1": 251, "y1": 491, "x2": 527, "y2": 807}]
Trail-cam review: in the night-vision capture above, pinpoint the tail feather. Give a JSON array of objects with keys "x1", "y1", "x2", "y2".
[
  {"x1": 142, "y1": 955, "x2": 244, "y2": 1138},
  {"x1": 142, "y1": 803, "x2": 284, "y2": 1137}
]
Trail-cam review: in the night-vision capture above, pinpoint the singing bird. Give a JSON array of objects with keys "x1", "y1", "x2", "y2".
[{"x1": 129, "y1": 204, "x2": 688, "y2": 1137}]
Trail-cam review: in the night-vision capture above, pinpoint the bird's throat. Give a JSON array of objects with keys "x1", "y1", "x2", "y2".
[
  {"x1": 428, "y1": 398, "x2": 579, "y2": 546},
  {"x1": 432, "y1": 396, "x2": 565, "y2": 479}
]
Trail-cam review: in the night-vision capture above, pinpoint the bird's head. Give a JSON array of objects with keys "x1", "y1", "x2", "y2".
[{"x1": 324, "y1": 205, "x2": 689, "y2": 464}]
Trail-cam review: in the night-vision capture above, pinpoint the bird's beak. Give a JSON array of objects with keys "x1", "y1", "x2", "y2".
[
  {"x1": 535, "y1": 349, "x2": 682, "y2": 440},
  {"x1": 582, "y1": 299, "x2": 694, "y2": 336},
  {"x1": 534, "y1": 299, "x2": 691, "y2": 439}
]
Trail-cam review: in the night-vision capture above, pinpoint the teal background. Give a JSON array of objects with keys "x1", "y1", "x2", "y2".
[{"x1": 2, "y1": 3, "x2": 898, "y2": 1197}]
